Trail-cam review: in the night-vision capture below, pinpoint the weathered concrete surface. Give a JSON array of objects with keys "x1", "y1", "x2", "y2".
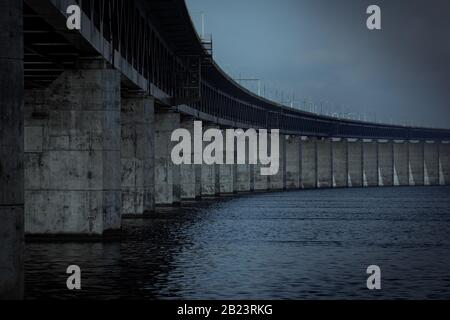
[
  {"x1": 393, "y1": 141, "x2": 409, "y2": 186},
  {"x1": 121, "y1": 95, "x2": 154, "y2": 215},
  {"x1": 424, "y1": 142, "x2": 439, "y2": 186},
  {"x1": 180, "y1": 119, "x2": 201, "y2": 199},
  {"x1": 362, "y1": 140, "x2": 378, "y2": 187},
  {"x1": 201, "y1": 126, "x2": 220, "y2": 196},
  {"x1": 269, "y1": 134, "x2": 286, "y2": 190},
  {"x1": 347, "y1": 140, "x2": 363, "y2": 187},
  {"x1": 285, "y1": 136, "x2": 300, "y2": 189},
  {"x1": 378, "y1": 141, "x2": 393, "y2": 187},
  {"x1": 154, "y1": 112, "x2": 181, "y2": 205},
  {"x1": 301, "y1": 137, "x2": 317, "y2": 189},
  {"x1": 0, "y1": 0, "x2": 24, "y2": 299},
  {"x1": 25, "y1": 63, "x2": 122, "y2": 236},
  {"x1": 219, "y1": 162, "x2": 235, "y2": 194},
  {"x1": 253, "y1": 160, "x2": 269, "y2": 192},
  {"x1": 317, "y1": 138, "x2": 332, "y2": 188},
  {"x1": 332, "y1": 139, "x2": 348, "y2": 188},
  {"x1": 409, "y1": 141, "x2": 424, "y2": 186},
  {"x1": 439, "y1": 143, "x2": 450, "y2": 185}
]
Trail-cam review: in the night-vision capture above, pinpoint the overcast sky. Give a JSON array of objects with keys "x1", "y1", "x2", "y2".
[{"x1": 186, "y1": 0, "x2": 450, "y2": 129}]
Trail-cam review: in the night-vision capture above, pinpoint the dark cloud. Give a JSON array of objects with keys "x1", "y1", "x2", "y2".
[{"x1": 186, "y1": 0, "x2": 450, "y2": 128}]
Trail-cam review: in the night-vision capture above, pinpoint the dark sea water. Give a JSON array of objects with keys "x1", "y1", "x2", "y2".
[{"x1": 25, "y1": 186, "x2": 450, "y2": 299}]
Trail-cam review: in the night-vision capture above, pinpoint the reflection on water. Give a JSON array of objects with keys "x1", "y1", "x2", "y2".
[{"x1": 25, "y1": 186, "x2": 450, "y2": 299}]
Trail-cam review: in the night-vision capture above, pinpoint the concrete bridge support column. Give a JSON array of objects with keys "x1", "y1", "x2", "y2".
[
  {"x1": 235, "y1": 149, "x2": 252, "y2": 193},
  {"x1": 121, "y1": 95, "x2": 155, "y2": 215},
  {"x1": 424, "y1": 141, "x2": 439, "y2": 186},
  {"x1": 439, "y1": 142, "x2": 450, "y2": 185},
  {"x1": 201, "y1": 125, "x2": 220, "y2": 197},
  {"x1": 154, "y1": 112, "x2": 181, "y2": 205},
  {"x1": 317, "y1": 138, "x2": 332, "y2": 188},
  {"x1": 408, "y1": 141, "x2": 424, "y2": 186},
  {"x1": 285, "y1": 136, "x2": 301, "y2": 189},
  {"x1": 180, "y1": 119, "x2": 201, "y2": 200},
  {"x1": 332, "y1": 138, "x2": 348, "y2": 188},
  {"x1": 301, "y1": 137, "x2": 317, "y2": 189},
  {"x1": 253, "y1": 132, "x2": 270, "y2": 192},
  {"x1": 0, "y1": 0, "x2": 23, "y2": 298},
  {"x1": 347, "y1": 139, "x2": 363, "y2": 188},
  {"x1": 362, "y1": 140, "x2": 378, "y2": 187},
  {"x1": 393, "y1": 141, "x2": 409, "y2": 186},
  {"x1": 24, "y1": 61, "x2": 122, "y2": 236},
  {"x1": 269, "y1": 134, "x2": 286, "y2": 190},
  {"x1": 378, "y1": 140, "x2": 394, "y2": 187}
]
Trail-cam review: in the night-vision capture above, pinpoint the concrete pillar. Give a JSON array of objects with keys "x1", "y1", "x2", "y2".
[
  {"x1": 301, "y1": 137, "x2": 317, "y2": 189},
  {"x1": 0, "y1": 0, "x2": 23, "y2": 299},
  {"x1": 269, "y1": 134, "x2": 285, "y2": 190},
  {"x1": 408, "y1": 141, "x2": 424, "y2": 186},
  {"x1": 219, "y1": 160, "x2": 235, "y2": 195},
  {"x1": 285, "y1": 136, "x2": 300, "y2": 189},
  {"x1": 24, "y1": 61, "x2": 122, "y2": 236},
  {"x1": 201, "y1": 125, "x2": 219, "y2": 197},
  {"x1": 424, "y1": 142, "x2": 439, "y2": 186},
  {"x1": 154, "y1": 112, "x2": 181, "y2": 205},
  {"x1": 317, "y1": 138, "x2": 332, "y2": 188},
  {"x1": 393, "y1": 141, "x2": 409, "y2": 186},
  {"x1": 378, "y1": 140, "x2": 394, "y2": 187},
  {"x1": 362, "y1": 140, "x2": 378, "y2": 187},
  {"x1": 235, "y1": 157, "x2": 252, "y2": 193},
  {"x1": 180, "y1": 119, "x2": 201, "y2": 200},
  {"x1": 332, "y1": 139, "x2": 348, "y2": 188},
  {"x1": 348, "y1": 139, "x2": 363, "y2": 188},
  {"x1": 439, "y1": 142, "x2": 450, "y2": 185},
  {"x1": 121, "y1": 95, "x2": 154, "y2": 216}
]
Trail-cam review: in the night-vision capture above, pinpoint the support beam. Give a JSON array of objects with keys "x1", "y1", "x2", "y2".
[
  {"x1": 0, "y1": 0, "x2": 24, "y2": 299},
  {"x1": 25, "y1": 61, "x2": 122, "y2": 236},
  {"x1": 154, "y1": 112, "x2": 181, "y2": 205},
  {"x1": 285, "y1": 136, "x2": 300, "y2": 189},
  {"x1": 348, "y1": 139, "x2": 363, "y2": 187},
  {"x1": 332, "y1": 139, "x2": 348, "y2": 188},
  {"x1": 180, "y1": 119, "x2": 201, "y2": 200},
  {"x1": 424, "y1": 142, "x2": 439, "y2": 186},
  {"x1": 121, "y1": 95, "x2": 155, "y2": 215},
  {"x1": 408, "y1": 141, "x2": 424, "y2": 186},
  {"x1": 393, "y1": 141, "x2": 409, "y2": 186},
  {"x1": 378, "y1": 140, "x2": 394, "y2": 187},
  {"x1": 301, "y1": 137, "x2": 317, "y2": 189},
  {"x1": 317, "y1": 138, "x2": 332, "y2": 188},
  {"x1": 362, "y1": 140, "x2": 378, "y2": 187}
]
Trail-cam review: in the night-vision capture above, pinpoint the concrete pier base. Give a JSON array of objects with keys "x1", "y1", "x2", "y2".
[
  {"x1": 201, "y1": 126, "x2": 220, "y2": 197},
  {"x1": 347, "y1": 139, "x2": 363, "y2": 187},
  {"x1": 301, "y1": 137, "x2": 317, "y2": 189},
  {"x1": 285, "y1": 136, "x2": 300, "y2": 189},
  {"x1": 180, "y1": 119, "x2": 201, "y2": 200},
  {"x1": 409, "y1": 141, "x2": 424, "y2": 186},
  {"x1": 269, "y1": 134, "x2": 285, "y2": 190},
  {"x1": 393, "y1": 141, "x2": 409, "y2": 186},
  {"x1": 439, "y1": 142, "x2": 450, "y2": 185},
  {"x1": 24, "y1": 62, "x2": 122, "y2": 236},
  {"x1": 121, "y1": 95, "x2": 155, "y2": 215},
  {"x1": 154, "y1": 112, "x2": 181, "y2": 205},
  {"x1": 0, "y1": 0, "x2": 24, "y2": 298},
  {"x1": 317, "y1": 138, "x2": 332, "y2": 188},
  {"x1": 378, "y1": 141, "x2": 393, "y2": 187},
  {"x1": 424, "y1": 142, "x2": 439, "y2": 186},
  {"x1": 332, "y1": 139, "x2": 348, "y2": 188},
  {"x1": 363, "y1": 140, "x2": 378, "y2": 187}
]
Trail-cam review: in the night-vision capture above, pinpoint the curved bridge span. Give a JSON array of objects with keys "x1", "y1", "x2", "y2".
[{"x1": 23, "y1": 0, "x2": 450, "y2": 140}]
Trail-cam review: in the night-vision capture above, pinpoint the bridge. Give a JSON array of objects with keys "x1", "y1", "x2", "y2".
[{"x1": 1, "y1": 0, "x2": 450, "y2": 298}]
